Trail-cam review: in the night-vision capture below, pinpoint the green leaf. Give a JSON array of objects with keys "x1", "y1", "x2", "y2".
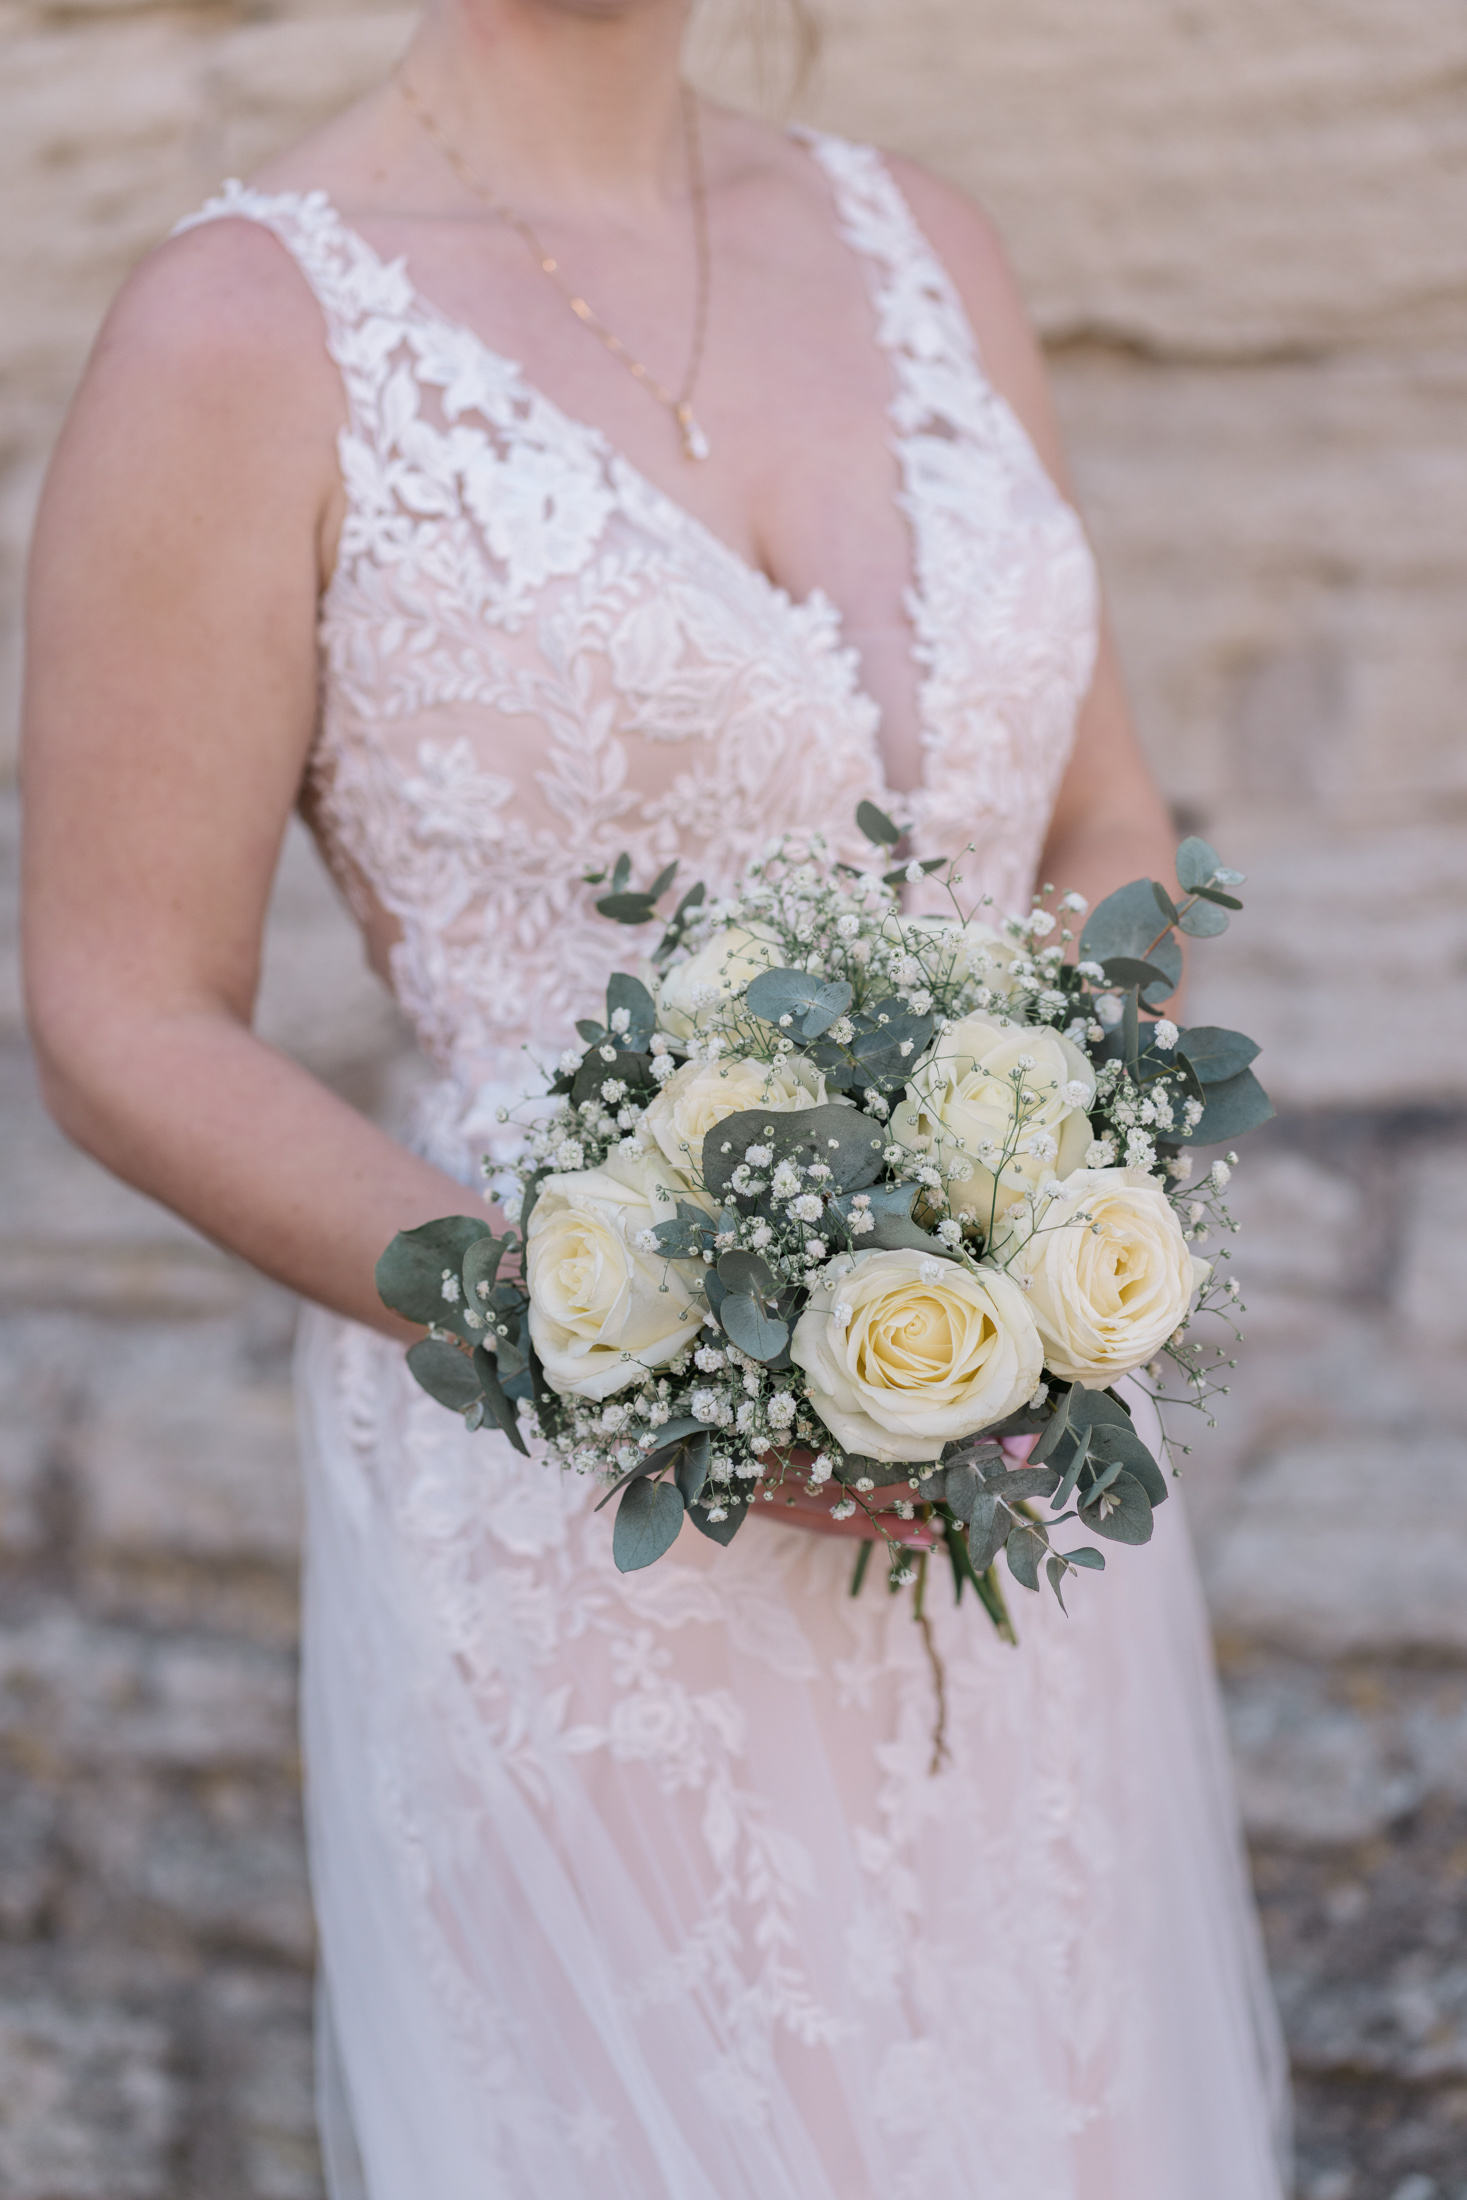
[
  {"x1": 1122, "y1": 985, "x2": 1140, "y2": 1067},
  {"x1": 652, "y1": 1213, "x2": 711, "y2": 1259},
  {"x1": 1174, "y1": 1064, "x2": 1275, "y2": 1146},
  {"x1": 856, "y1": 799, "x2": 902, "y2": 847},
  {"x1": 673, "y1": 1432, "x2": 711, "y2": 1506},
  {"x1": 1101, "y1": 954, "x2": 1180, "y2": 997},
  {"x1": 1085, "y1": 1420, "x2": 1167, "y2": 1507},
  {"x1": 575, "y1": 1020, "x2": 604, "y2": 1045},
  {"x1": 1005, "y1": 1524, "x2": 1047, "y2": 1591},
  {"x1": 717, "y1": 1248, "x2": 777, "y2": 1297},
  {"x1": 470, "y1": 1345, "x2": 530, "y2": 1456},
  {"x1": 1175, "y1": 1026, "x2": 1261, "y2": 1085},
  {"x1": 986, "y1": 1466, "x2": 1061, "y2": 1503},
  {"x1": 1151, "y1": 881, "x2": 1180, "y2": 926},
  {"x1": 1192, "y1": 884, "x2": 1243, "y2": 911},
  {"x1": 606, "y1": 972, "x2": 657, "y2": 1052},
  {"x1": 1175, "y1": 836, "x2": 1224, "y2": 893},
  {"x1": 610, "y1": 852, "x2": 632, "y2": 894},
  {"x1": 1062, "y1": 1545, "x2": 1106, "y2": 1571},
  {"x1": 687, "y1": 1498, "x2": 748, "y2": 1546},
  {"x1": 720, "y1": 1294, "x2": 790, "y2": 1362},
  {"x1": 405, "y1": 1336, "x2": 483, "y2": 1412},
  {"x1": 595, "y1": 892, "x2": 658, "y2": 925},
  {"x1": 882, "y1": 857, "x2": 946, "y2": 885},
  {"x1": 1079, "y1": 1470, "x2": 1154, "y2": 1545},
  {"x1": 1046, "y1": 1554, "x2": 1069, "y2": 1613},
  {"x1": 966, "y1": 1493, "x2": 1009, "y2": 1574},
  {"x1": 846, "y1": 1002, "x2": 936, "y2": 1088},
  {"x1": 701, "y1": 1104, "x2": 886, "y2": 1204},
  {"x1": 571, "y1": 1047, "x2": 646, "y2": 1106},
  {"x1": 1031, "y1": 1385, "x2": 1073, "y2": 1465},
  {"x1": 376, "y1": 1216, "x2": 494, "y2": 1327},
  {"x1": 942, "y1": 1463, "x2": 985, "y2": 1523},
  {"x1": 1177, "y1": 898, "x2": 1229, "y2": 938},
  {"x1": 744, "y1": 968, "x2": 854, "y2": 1039},
  {"x1": 612, "y1": 1478, "x2": 685, "y2": 1571},
  {"x1": 1080, "y1": 878, "x2": 1172, "y2": 966},
  {"x1": 831, "y1": 1181, "x2": 948, "y2": 1256},
  {"x1": 462, "y1": 1232, "x2": 514, "y2": 1309},
  {"x1": 648, "y1": 859, "x2": 679, "y2": 902}
]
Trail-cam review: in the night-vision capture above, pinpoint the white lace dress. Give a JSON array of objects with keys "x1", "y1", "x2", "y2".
[{"x1": 181, "y1": 135, "x2": 1290, "y2": 2200}]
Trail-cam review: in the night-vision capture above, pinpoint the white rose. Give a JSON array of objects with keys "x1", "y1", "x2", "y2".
[
  {"x1": 890, "y1": 1012, "x2": 1095, "y2": 1226},
  {"x1": 1004, "y1": 1166, "x2": 1210, "y2": 1384},
  {"x1": 789, "y1": 1249, "x2": 1043, "y2": 1463},
  {"x1": 526, "y1": 1149, "x2": 703, "y2": 1399},
  {"x1": 651, "y1": 924, "x2": 780, "y2": 1041},
  {"x1": 640, "y1": 1054, "x2": 825, "y2": 1186}
]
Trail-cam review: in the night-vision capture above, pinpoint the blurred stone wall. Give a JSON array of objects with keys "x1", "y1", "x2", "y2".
[{"x1": 1, "y1": 1, "x2": 1464, "y2": 2192}]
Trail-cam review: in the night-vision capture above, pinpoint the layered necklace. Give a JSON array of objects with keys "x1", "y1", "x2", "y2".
[{"x1": 395, "y1": 71, "x2": 713, "y2": 462}]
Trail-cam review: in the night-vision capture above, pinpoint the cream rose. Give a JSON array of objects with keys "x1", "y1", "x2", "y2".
[
  {"x1": 526, "y1": 1150, "x2": 703, "y2": 1399},
  {"x1": 890, "y1": 1011, "x2": 1095, "y2": 1226},
  {"x1": 651, "y1": 924, "x2": 780, "y2": 1041},
  {"x1": 789, "y1": 1249, "x2": 1043, "y2": 1463},
  {"x1": 1004, "y1": 1166, "x2": 1210, "y2": 1384},
  {"x1": 640, "y1": 1054, "x2": 825, "y2": 1185}
]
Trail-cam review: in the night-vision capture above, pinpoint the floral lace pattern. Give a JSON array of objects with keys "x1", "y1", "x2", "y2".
[{"x1": 177, "y1": 135, "x2": 1096, "y2": 1169}]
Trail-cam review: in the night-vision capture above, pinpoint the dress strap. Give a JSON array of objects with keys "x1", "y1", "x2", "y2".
[
  {"x1": 795, "y1": 130, "x2": 992, "y2": 442},
  {"x1": 172, "y1": 183, "x2": 417, "y2": 443}
]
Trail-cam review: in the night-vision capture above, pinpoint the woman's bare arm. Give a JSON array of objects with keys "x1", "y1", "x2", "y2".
[{"x1": 22, "y1": 222, "x2": 478, "y2": 1341}]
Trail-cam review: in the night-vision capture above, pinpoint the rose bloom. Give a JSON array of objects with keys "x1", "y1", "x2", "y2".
[
  {"x1": 890, "y1": 1011, "x2": 1095, "y2": 1226},
  {"x1": 1005, "y1": 1166, "x2": 1210, "y2": 1384},
  {"x1": 789, "y1": 1248, "x2": 1043, "y2": 1463},
  {"x1": 651, "y1": 924, "x2": 779, "y2": 1041},
  {"x1": 526, "y1": 1150, "x2": 702, "y2": 1399},
  {"x1": 640, "y1": 1054, "x2": 825, "y2": 1186}
]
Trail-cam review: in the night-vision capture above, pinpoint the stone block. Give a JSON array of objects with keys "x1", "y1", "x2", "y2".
[
  {"x1": 201, "y1": 1968, "x2": 324, "y2": 2200},
  {"x1": 1395, "y1": 1147, "x2": 1467, "y2": 1355},
  {"x1": 0, "y1": 1994, "x2": 182, "y2": 2199},
  {"x1": 0, "y1": 1607, "x2": 297, "y2": 1772},
  {"x1": 65, "y1": 1772, "x2": 314, "y2": 1964},
  {"x1": 1206, "y1": 1435, "x2": 1467, "y2": 1657}
]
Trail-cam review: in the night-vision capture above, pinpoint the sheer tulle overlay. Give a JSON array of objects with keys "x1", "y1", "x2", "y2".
[{"x1": 181, "y1": 131, "x2": 1289, "y2": 2197}]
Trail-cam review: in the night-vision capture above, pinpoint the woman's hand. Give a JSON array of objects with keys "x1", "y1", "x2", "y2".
[{"x1": 748, "y1": 1435, "x2": 1039, "y2": 1548}]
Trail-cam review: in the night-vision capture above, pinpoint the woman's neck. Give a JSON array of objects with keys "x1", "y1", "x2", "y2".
[{"x1": 400, "y1": 0, "x2": 693, "y2": 215}]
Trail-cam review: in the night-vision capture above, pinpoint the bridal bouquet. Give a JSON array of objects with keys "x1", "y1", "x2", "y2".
[{"x1": 378, "y1": 807, "x2": 1272, "y2": 1632}]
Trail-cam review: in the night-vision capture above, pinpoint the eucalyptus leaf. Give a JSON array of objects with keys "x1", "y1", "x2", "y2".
[
  {"x1": 1079, "y1": 1470, "x2": 1154, "y2": 1546},
  {"x1": 470, "y1": 1345, "x2": 530, "y2": 1456},
  {"x1": 720, "y1": 1294, "x2": 790, "y2": 1362},
  {"x1": 831, "y1": 1180, "x2": 949, "y2": 1256},
  {"x1": 606, "y1": 972, "x2": 657, "y2": 1052},
  {"x1": 652, "y1": 1214, "x2": 710, "y2": 1259},
  {"x1": 1175, "y1": 1026, "x2": 1260, "y2": 1085},
  {"x1": 985, "y1": 1466, "x2": 1061, "y2": 1503},
  {"x1": 1177, "y1": 898, "x2": 1230, "y2": 938},
  {"x1": 1151, "y1": 881, "x2": 1180, "y2": 925},
  {"x1": 1086, "y1": 1422, "x2": 1167, "y2": 1506},
  {"x1": 882, "y1": 857, "x2": 946, "y2": 885},
  {"x1": 1046, "y1": 1554, "x2": 1069, "y2": 1613},
  {"x1": 1005, "y1": 1524, "x2": 1048, "y2": 1592},
  {"x1": 717, "y1": 1249, "x2": 777, "y2": 1298},
  {"x1": 575, "y1": 1020, "x2": 604, "y2": 1045},
  {"x1": 1030, "y1": 1386, "x2": 1073, "y2": 1465},
  {"x1": 406, "y1": 1336, "x2": 483, "y2": 1413},
  {"x1": 1192, "y1": 884, "x2": 1243, "y2": 911},
  {"x1": 1080, "y1": 878, "x2": 1173, "y2": 967},
  {"x1": 1101, "y1": 954, "x2": 1179, "y2": 997},
  {"x1": 673, "y1": 1432, "x2": 712, "y2": 1506},
  {"x1": 745, "y1": 967, "x2": 852, "y2": 1037},
  {"x1": 595, "y1": 891, "x2": 658, "y2": 925},
  {"x1": 571, "y1": 1048, "x2": 646, "y2": 1105},
  {"x1": 966, "y1": 1494, "x2": 1008, "y2": 1574},
  {"x1": 701, "y1": 1104, "x2": 886, "y2": 1204},
  {"x1": 856, "y1": 799, "x2": 902, "y2": 847},
  {"x1": 1062, "y1": 1546, "x2": 1106, "y2": 1571},
  {"x1": 376, "y1": 1216, "x2": 493, "y2": 1328},
  {"x1": 610, "y1": 852, "x2": 632, "y2": 894},
  {"x1": 612, "y1": 1478, "x2": 685, "y2": 1571},
  {"x1": 686, "y1": 1498, "x2": 748, "y2": 1546},
  {"x1": 1175, "y1": 836, "x2": 1224, "y2": 893},
  {"x1": 647, "y1": 859, "x2": 679, "y2": 902},
  {"x1": 1174, "y1": 1065, "x2": 1275, "y2": 1146},
  {"x1": 942, "y1": 1463, "x2": 985, "y2": 1522}
]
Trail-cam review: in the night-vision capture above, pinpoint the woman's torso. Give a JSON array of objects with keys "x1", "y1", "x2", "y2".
[{"x1": 178, "y1": 128, "x2": 1098, "y2": 1164}]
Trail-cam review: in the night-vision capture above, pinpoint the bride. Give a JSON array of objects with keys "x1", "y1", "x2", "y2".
[{"x1": 21, "y1": 0, "x2": 1290, "y2": 2192}]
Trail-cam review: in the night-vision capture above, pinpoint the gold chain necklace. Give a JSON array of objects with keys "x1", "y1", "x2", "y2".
[{"x1": 395, "y1": 71, "x2": 713, "y2": 462}]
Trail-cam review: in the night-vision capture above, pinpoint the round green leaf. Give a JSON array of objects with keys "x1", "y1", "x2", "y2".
[{"x1": 612, "y1": 1478, "x2": 685, "y2": 1571}]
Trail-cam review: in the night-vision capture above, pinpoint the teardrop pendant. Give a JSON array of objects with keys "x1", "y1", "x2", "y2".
[{"x1": 677, "y1": 406, "x2": 710, "y2": 462}]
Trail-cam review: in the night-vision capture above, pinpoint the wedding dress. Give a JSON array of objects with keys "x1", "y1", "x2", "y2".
[{"x1": 180, "y1": 135, "x2": 1290, "y2": 2200}]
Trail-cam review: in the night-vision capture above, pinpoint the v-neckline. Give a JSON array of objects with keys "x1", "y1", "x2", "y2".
[{"x1": 310, "y1": 149, "x2": 935, "y2": 802}]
